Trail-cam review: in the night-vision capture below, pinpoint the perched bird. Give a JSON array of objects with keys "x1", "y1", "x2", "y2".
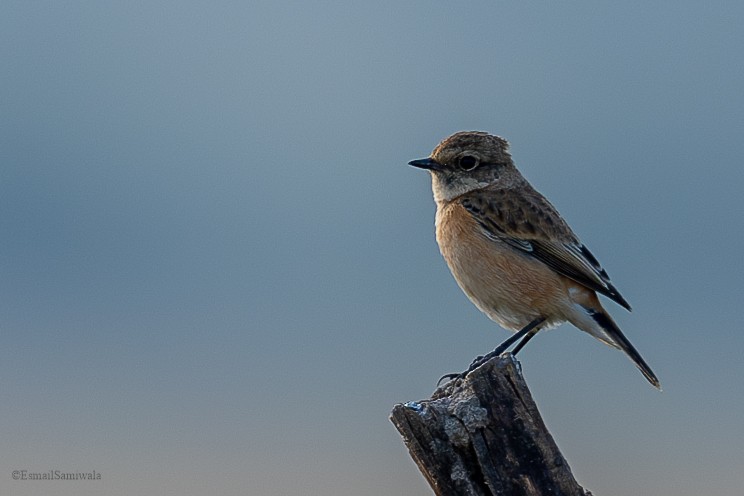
[{"x1": 408, "y1": 131, "x2": 660, "y2": 389}]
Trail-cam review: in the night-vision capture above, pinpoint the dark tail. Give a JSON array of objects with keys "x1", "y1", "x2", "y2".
[{"x1": 588, "y1": 308, "x2": 662, "y2": 390}]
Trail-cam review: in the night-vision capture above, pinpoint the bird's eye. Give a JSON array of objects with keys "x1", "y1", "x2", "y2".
[{"x1": 457, "y1": 155, "x2": 479, "y2": 171}]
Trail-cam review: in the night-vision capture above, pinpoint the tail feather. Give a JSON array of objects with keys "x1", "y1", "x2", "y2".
[{"x1": 587, "y1": 308, "x2": 661, "y2": 390}]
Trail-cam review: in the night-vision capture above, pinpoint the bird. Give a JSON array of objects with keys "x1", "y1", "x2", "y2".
[{"x1": 408, "y1": 131, "x2": 660, "y2": 389}]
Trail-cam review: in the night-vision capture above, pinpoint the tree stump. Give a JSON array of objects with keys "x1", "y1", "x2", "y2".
[{"x1": 390, "y1": 354, "x2": 592, "y2": 496}]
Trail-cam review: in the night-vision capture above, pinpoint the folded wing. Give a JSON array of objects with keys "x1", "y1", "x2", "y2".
[{"x1": 460, "y1": 188, "x2": 632, "y2": 311}]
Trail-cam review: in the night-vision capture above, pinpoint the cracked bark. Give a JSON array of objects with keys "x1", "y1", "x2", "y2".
[{"x1": 390, "y1": 354, "x2": 592, "y2": 496}]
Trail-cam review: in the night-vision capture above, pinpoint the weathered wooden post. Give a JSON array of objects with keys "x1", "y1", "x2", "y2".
[{"x1": 390, "y1": 354, "x2": 592, "y2": 496}]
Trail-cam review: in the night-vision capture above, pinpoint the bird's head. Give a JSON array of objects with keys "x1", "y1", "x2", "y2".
[{"x1": 408, "y1": 131, "x2": 519, "y2": 202}]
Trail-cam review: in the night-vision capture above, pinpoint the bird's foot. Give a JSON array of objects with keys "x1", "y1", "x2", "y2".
[
  {"x1": 468, "y1": 355, "x2": 485, "y2": 369},
  {"x1": 435, "y1": 352, "x2": 501, "y2": 386},
  {"x1": 436, "y1": 372, "x2": 462, "y2": 386}
]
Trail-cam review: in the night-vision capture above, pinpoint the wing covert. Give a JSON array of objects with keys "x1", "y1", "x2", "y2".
[{"x1": 460, "y1": 190, "x2": 631, "y2": 311}]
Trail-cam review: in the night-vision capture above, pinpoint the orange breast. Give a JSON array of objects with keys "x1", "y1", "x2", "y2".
[{"x1": 435, "y1": 201, "x2": 572, "y2": 331}]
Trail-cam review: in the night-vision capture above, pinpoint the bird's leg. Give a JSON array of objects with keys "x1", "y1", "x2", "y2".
[
  {"x1": 467, "y1": 317, "x2": 545, "y2": 369},
  {"x1": 511, "y1": 326, "x2": 542, "y2": 355},
  {"x1": 437, "y1": 317, "x2": 546, "y2": 385}
]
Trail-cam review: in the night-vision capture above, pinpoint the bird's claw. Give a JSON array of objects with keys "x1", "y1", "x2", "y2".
[
  {"x1": 468, "y1": 355, "x2": 484, "y2": 368},
  {"x1": 437, "y1": 351, "x2": 507, "y2": 387},
  {"x1": 436, "y1": 372, "x2": 464, "y2": 386}
]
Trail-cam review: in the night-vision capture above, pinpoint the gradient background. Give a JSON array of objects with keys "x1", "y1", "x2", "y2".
[{"x1": 2, "y1": 1, "x2": 743, "y2": 495}]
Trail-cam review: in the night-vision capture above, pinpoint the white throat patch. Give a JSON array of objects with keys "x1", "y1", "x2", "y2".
[{"x1": 431, "y1": 173, "x2": 490, "y2": 203}]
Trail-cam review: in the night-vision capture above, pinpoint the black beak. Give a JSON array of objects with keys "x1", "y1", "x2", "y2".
[{"x1": 408, "y1": 157, "x2": 442, "y2": 171}]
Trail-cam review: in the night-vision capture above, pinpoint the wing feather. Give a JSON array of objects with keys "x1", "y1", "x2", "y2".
[{"x1": 460, "y1": 189, "x2": 631, "y2": 311}]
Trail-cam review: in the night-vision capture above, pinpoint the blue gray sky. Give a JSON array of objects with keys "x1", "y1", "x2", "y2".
[{"x1": 2, "y1": 1, "x2": 743, "y2": 495}]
